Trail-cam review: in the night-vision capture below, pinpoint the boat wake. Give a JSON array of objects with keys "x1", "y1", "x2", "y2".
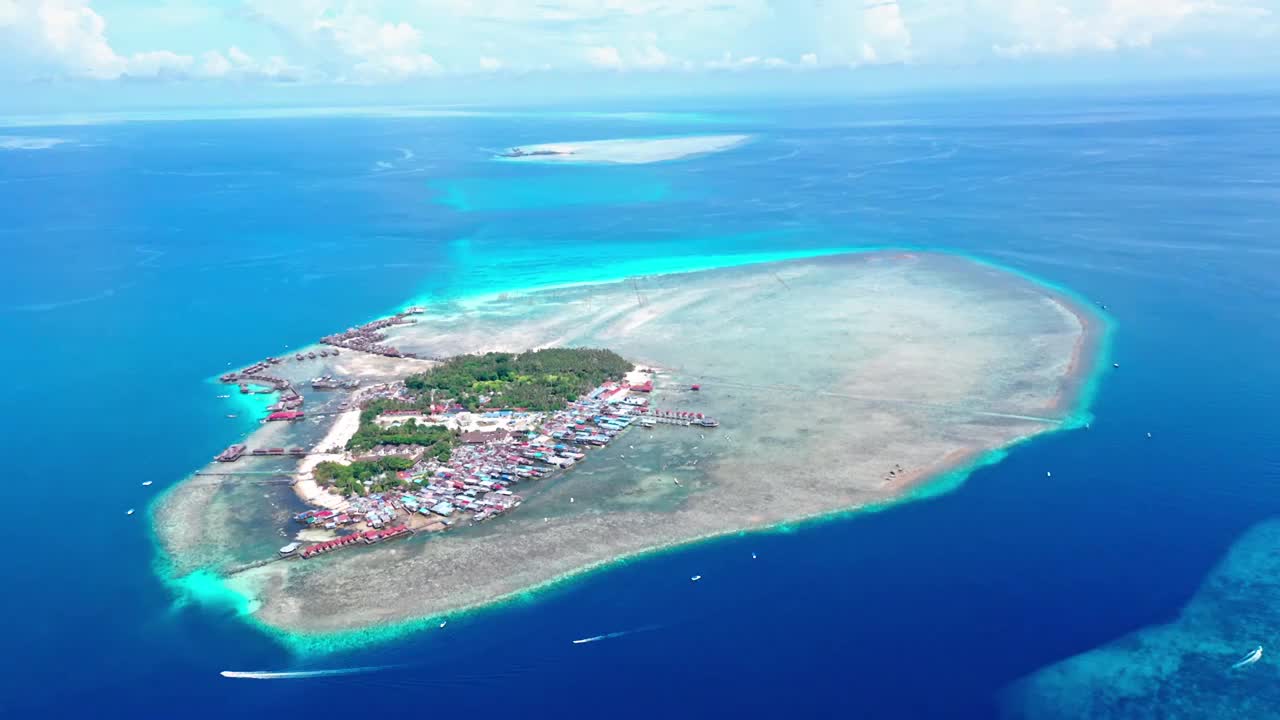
[
  {"x1": 1230, "y1": 646, "x2": 1263, "y2": 669},
  {"x1": 220, "y1": 666, "x2": 395, "y2": 680},
  {"x1": 571, "y1": 624, "x2": 662, "y2": 645}
]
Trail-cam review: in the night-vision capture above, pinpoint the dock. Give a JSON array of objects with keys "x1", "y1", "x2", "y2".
[
  {"x1": 215, "y1": 444, "x2": 307, "y2": 462},
  {"x1": 642, "y1": 408, "x2": 720, "y2": 428}
]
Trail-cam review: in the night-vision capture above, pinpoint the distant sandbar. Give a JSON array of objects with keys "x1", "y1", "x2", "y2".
[{"x1": 497, "y1": 134, "x2": 750, "y2": 164}]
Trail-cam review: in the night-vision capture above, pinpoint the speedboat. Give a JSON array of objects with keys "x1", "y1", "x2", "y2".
[
  {"x1": 126, "y1": 509, "x2": 135, "y2": 516},
  {"x1": 216, "y1": 394, "x2": 230, "y2": 399},
  {"x1": 690, "y1": 575, "x2": 702, "y2": 582},
  {"x1": 439, "y1": 621, "x2": 448, "y2": 629},
  {"x1": 142, "y1": 481, "x2": 153, "y2": 487}
]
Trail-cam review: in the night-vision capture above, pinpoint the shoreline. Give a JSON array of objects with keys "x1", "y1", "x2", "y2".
[
  {"x1": 153, "y1": 248, "x2": 1114, "y2": 654},
  {"x1": 291, "y1": 408, "x2": 362, "y2": 510}
]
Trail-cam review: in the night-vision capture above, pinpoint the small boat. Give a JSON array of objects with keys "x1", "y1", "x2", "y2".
[
  {"x1": 142, "y1": 481, "x2": 153, "y2": 487},
  {"x1": 226, "y1": 414, "x2": 238, "y2": 419},
  {"x1": 126, "y1": 509, "x2": 135, "y2": 516},
  {"x1": 690, "y1": 575, "x2": 702, "y2": 582},
  {"x1": 279, "y1": 542, "x2": 300, "y2": 555},
  {"x1": 439, "y1": 621, "x2": 448, "y2": 629},
  {"x1": 1147, "y1": 432, "x2": 1153, "y2": 438},
  {"x1": 751, "y1": 553, "x2": 757, "y2": 559},
  {"x1": 1232, "y1": 645, "x2": 1263, "y2": 669},
  {"x1": 216, "y1": 394, "x2": 230, "y2": 399},
  {"x1": 1113, "y1": 362, "x2": 1120, "y2": 368}
]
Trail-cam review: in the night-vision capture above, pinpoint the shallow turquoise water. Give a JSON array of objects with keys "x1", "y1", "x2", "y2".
[{"x1": 432, "y1": 170, "x2": 672, "y2": 211}]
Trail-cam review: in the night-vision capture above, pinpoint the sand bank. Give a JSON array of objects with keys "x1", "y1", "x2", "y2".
[{"x1": 498, "y1": 134, "x2": 750, "y2": 165}]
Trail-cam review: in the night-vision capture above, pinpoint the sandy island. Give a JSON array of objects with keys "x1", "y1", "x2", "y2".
[
  {"x1": 153, "y1": 251, "x2": 1104, "y2": 639},
  {"x1": 497, "y1": 134, "x2": 750, "y2": 164}
]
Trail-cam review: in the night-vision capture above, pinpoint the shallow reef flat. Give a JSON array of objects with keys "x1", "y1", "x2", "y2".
[
  {"x1": 155, "y1": 251, "x2": 1102, "y2": 638},
  {"x1": 1005, "y1": 520, "x2": 1280, "y2": 720},
  {"x1": 497, "y1": 134, "x2": 750, "y2": 164}
]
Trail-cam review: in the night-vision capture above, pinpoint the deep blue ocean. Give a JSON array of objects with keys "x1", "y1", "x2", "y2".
[{"x1": 2, "y1": 90, "x2": 1278, "y2": 717}]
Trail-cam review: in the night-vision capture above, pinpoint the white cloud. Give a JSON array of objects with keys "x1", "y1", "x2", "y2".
[
  {"x1": 198, "y1": 45, "x2": 302, "y2": 80},
  {"x1": 0, "y1": 0, "x2": 126, "y2": 78},
  {"x1": 125, "y1": 50, "x2": 194, "y2": 77},
  {"x1": 0, "y1": 0, "x2": 310, "y2": 82},
  {"x1": 585, "y1": 45, "x2": 623, "y2": 68},
  {"x1": 634, "y1": 39, "x2": 670, "y2": 68},
  {"x1": 246, "y1": 2, "x2": 439, "y2": 82},
  {"x1": 817, "y1": 0, "x2": 913, "y2": 66},
  {"x1": 987, "y1": 0, "x2": 1272, "y2": 57},
  {"x1": 2, "y1": 0, "x2": 1276, "y2": 87},
  {"x1": 201, "y1": 49, "x2": 233, "y2": 77}
]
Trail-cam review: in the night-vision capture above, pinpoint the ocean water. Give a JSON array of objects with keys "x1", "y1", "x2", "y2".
[{"x1": 2, "y1": 90, "x2": 1278, "y2": 717}]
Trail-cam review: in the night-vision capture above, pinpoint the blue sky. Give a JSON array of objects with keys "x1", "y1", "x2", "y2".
[{"x1": 2, "y1": 0, "x2": 1278, "y2": 112}]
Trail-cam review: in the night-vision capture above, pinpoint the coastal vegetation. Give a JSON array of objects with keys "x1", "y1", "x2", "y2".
[
  {"x1": 314, "y1": 457, "x2": 415, "y2": 496},
  {"x1": 404, "y1": 348, "x2": 632, "y2": 411},
  {"x1": 346, "y1": 399, "x2": 455, "y2": 458}
]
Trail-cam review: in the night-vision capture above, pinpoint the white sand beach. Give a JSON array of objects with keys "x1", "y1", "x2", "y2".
[{"x1": 292, "y1": 408, "x2": 362, "y2": 509}]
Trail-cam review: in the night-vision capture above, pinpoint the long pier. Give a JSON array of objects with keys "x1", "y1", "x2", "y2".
[
  {"x1": 194, "y1": 471, "x2": 294, "y2": 477},
  {"x1": 225, "y1": 555, "x2": 292, "y2": 576}
]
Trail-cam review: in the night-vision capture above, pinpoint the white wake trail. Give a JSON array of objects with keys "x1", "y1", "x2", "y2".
[
  {"x1": 220, "y1": 666, "x2": 394, "y2": 680},
  {"x1": 571, "y1": 624, "x2": 662, "y2": 645},
  {"x1": 1230, "y1": 646, "x2": 1263, "y2": 670}
]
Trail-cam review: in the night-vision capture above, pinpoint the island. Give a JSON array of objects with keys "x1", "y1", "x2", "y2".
[{"x1": 153, "y1": 251, "x2": 1106, "y2": 646}]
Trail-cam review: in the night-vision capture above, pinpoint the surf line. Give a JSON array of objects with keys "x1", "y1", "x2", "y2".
[
  {"x1": 220, "y1": 666, "x2": 395, "y2": 680},
  {"x1": 1230, "y1": 646, "x2": 1263, "y2": 670},
  {"x1": 572, "y1": 624, "x2": 662, "y2": 645}
]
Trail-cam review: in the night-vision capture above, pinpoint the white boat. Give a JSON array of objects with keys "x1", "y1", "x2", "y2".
[
  {"x1": 142, "y1": 481, "x2": 153, "y2": 487},
  {"x1": 279, "y1": 542, "x2": 300, "y2": 555},
  {"x1": 439, "y1": 621, "x2": 448, "y2": 629},
  {"x1": 126, "y1": 509, "x2": 135, "y2": 516},
  {"x1": 690, "y1": 575, "x2": 702, "y2": 582},
  {"x1": 751, "y1": 553, "x2": 757, "y2": 559}
]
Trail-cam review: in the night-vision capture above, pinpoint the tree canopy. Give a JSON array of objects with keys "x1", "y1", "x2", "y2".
[
  {"x1": 314, "y1": 456, "x2": 416, "y2": 496},
  {"x1": 404, "y1": 348, "x2": 631, "y2": 412},
  {"x1": 346, "y1": 399, "x2": 455, "y2": 457}
]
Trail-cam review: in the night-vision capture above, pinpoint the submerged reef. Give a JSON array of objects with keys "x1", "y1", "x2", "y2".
[{"x1": 1006, "y1": 520, "x2": 1280, "y2": 719}]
